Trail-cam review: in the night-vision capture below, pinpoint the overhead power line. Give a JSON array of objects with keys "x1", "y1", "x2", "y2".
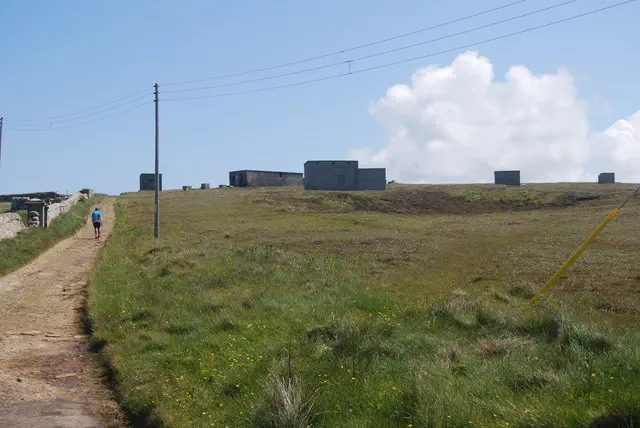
[
  {"x1": 161, "y1": 0, "x2": 532, "y2": 87},
  {"x1": 7, "y1": 101, "x2": 152, "y2": 132},
  {"x1": 14, "y1": 89, "x2": 149, "y2": 123},
  {"x1": 11, "y1": 94, "x2": 151, "y2": 127},
  {"x1": 163, "y1": 0, "x2": 635, "y2": 102},
  {"x1": 163, "y1": 0, "x2": 578, "y2": 95},
  {"x1": 3, "y1": 1, "x2": 531, "y2": 126}
]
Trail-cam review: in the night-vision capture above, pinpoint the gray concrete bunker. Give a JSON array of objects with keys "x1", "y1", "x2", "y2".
[
  {"x1": 494, "y1": 170, "x2": 521, "y2": 186},
  {"x1": 304, "y1": 161, "x2": 386, "y2": 191},
  {"x1": 229, "y1": 170, "x2": 303, "y2": 188},
  {"x1": 140, "y1": 173, "x2": 163, "y2": 191},
  {"x1": 598, "y1": 173, "x2": 615, "y2": 184}
]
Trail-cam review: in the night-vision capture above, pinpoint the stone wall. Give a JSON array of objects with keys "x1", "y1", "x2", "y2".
[
  {"x1": 0, "y1": 213, "x2": 25, "y2": 241},
  {"x1": 0, "y1": 192, "x2": 86, "y2": 241},
  {"x1": 46, "y1": 193, "x2": 85, "y2": 224}
]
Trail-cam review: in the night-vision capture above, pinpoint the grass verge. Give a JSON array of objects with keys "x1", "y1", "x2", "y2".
[
  {"x1": 89, "y1": 186, "x2": 639, "y2": 427},
  {"x1": 0, "y1": 195, "x2": 101, "y2": 276}
]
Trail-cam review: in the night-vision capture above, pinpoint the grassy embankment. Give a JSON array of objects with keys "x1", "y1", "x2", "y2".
[
  {"x1": 0, "y1": 202, "x2": 11, "y2": 214},
  {"x1": 0, "y1": 195, "x2": 101, "y2": 276},
  {"x1": 89, "y1": 184, "x2": 639, "y2": 427}
]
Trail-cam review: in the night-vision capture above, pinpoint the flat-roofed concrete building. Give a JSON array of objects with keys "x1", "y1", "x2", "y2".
[
  {"x1": 494, "y1": 170, "x2": 520, "y2": 186},
  {"x1": 140, "y1": 173, "x2": 162, "y2": 191},
  {"x1": 303, "y1": 161, "x2": 386, "y2": 191},
  {"x1": 598, "y1": 173, "x2": 615, "y2": 184},
  {"x1": 229, "y1": 170, "x2": 303, "y2": 187}
]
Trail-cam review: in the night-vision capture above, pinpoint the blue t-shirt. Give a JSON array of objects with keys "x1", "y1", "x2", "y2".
[{"x1": 92, "y1": 211, "x2": 102, "y2": 223}]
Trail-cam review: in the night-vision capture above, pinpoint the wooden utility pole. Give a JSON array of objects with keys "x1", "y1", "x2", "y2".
[
  {"x1": 154, "y1": 84, "x2": 160, "y2": 239},
  {"x1": 0, "y1": 117, "x2": 4, "y2": 168}
]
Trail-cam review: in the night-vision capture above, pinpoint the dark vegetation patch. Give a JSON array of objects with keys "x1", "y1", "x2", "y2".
[{"x1": 267, "y1": 186, "x2": 614, "y2": 215}]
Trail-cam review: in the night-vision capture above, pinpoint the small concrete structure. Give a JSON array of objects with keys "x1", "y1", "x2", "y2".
[
  {"x1": 140, "y1": 174, "x2": 163, "y2": 191},
  {"x1": 80, "y1": 188, "x2": 94, "y2": 197},
  {"x1": 182, "y1": 186, "x2": 193, "y2": 191},
  {"x1": 494, "y1": 170, "x2": 521, "y2": 186},
  {"x1": 303, "y1": 160, "x2": 386, "y2": 191},
  {"x1": 229, "y1": 170, "x2": 303, "y2": 188},
  {"x1": 598, "y1": 173, "x2": 615, "y2": 184},
  {"x1": 25, "y1": 200, "x2": 47, "y2": 227},
  {"x1": 201, "y1": 183, "x2": 211, "y2": 190}
]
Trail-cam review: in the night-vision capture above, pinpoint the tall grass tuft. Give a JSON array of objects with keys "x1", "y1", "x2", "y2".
[{"x1": 254, "y1": 376, "x2": 317, "y2": 428}]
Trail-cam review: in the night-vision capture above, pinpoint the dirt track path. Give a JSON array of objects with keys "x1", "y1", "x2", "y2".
[{"x1": 0, "y1": 200, "x2": 125, "y2": 428}]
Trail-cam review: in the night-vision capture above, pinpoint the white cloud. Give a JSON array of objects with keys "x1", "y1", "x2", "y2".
[{"x1": 352, "y1": 52, "x2": 640, "y2": 183}]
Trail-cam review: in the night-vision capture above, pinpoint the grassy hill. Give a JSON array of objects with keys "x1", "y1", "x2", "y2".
[
  {"x1": 0, "y1": 202, "x2": 10, "y2": 214},
  {"x1": 88, "y1": 184, "x2": 639, "y2": 427}
]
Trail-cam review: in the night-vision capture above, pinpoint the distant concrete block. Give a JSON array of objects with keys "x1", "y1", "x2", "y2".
[
  {"x1": 358, "y1": 168, "x2": 387, "y2": 190},
  {"x1": 200, "y1": 183, "x2": 211, "y2": 190},
  {"x1": 182, "y1": 186, "x2": 192, "y2": 190},
  {"x1": 25, "y1": 200, "x2": 46, "y2": 227},
  {"x1": 598, "y1": 173, "x2": 615, "y2": 184},
  {"x1": 494, "y1": 170, "x2": 521, "y2": 186},
  {"x1": 229, "y1": 170, "x2": 303, "y2": 187},
  {"x1": 140, "y1": 174, "x2": 162, "y2": 191},
  {"x1": 303, "y1": 160, "x2": 386, "y2": 191}
]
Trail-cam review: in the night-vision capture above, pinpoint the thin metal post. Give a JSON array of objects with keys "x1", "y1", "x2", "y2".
[
  {"x1": 0, "y1": 117, "x2": 4, "y2": 168},
  {"x1": 154, "y1": 84, "x2": 160, "y2": 238}
]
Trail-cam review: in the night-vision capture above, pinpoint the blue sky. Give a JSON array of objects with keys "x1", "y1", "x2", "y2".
[{"x1": 1, "y1": 0, "x2": 638, "y2": 194}]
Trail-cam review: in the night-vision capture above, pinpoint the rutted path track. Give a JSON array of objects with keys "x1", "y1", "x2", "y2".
[{"x1": 0, "y1": 200, "x2": 125, "y2": 427}]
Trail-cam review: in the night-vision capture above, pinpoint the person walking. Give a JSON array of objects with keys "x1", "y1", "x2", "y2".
[{"x1": 92, "y1": 208, "x2": 103, "y2": 239}]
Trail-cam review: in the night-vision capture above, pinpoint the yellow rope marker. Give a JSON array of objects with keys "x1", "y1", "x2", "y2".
[{"x1": 529, "y1": 208, "x2": 620, "y2": 306}]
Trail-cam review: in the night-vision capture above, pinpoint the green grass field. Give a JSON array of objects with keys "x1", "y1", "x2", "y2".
[
  {"x1": 0, "y1": 195, "x2": 101, "y2": 276},
  {"x1": 88, "y1": 184, "x2": 639, "y2": 427},
  {"x1": 0, "y1": 202, "x2": 10, "y2": 214}
]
